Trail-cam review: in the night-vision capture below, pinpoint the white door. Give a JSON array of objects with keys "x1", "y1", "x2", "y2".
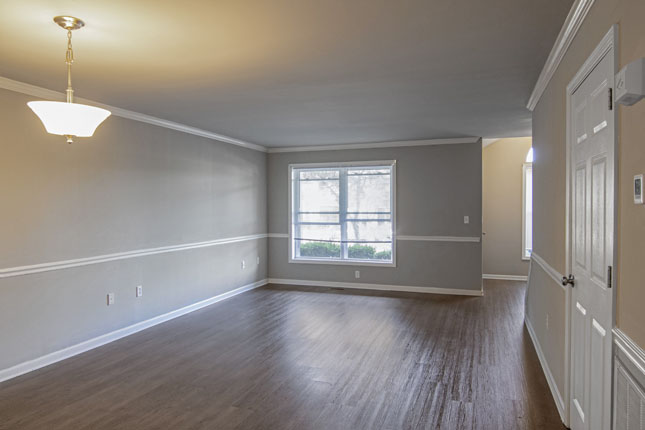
[{"x1": 569, "y1": 48, "x2": 615, "y2": 430}]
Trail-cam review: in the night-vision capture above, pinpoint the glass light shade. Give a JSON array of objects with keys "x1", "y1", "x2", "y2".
[{"x1": 27, "y1": 101, "x2": 111, "y2": 137}]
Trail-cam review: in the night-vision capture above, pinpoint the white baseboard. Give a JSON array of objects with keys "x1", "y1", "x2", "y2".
[
  {"x1": 267, "y1": 278, "x2": 483, "y2": 296},
  {"x1": 0, "y1": 278, "x2": 268, "y2": 384},
  {"x1": 525, "y1": 317, "x2": 567, "y2": 425},
  {"x1": 482, "y1": 274, "x2": 528, "y2": 281}
]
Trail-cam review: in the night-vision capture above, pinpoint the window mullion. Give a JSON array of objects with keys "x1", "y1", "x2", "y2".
[
  {"x1": 339, "y1": 168, "x2": 348, "y2": 260},
  {"x1": 293, "y1": 171, "x2": 301, "y2": 259}
]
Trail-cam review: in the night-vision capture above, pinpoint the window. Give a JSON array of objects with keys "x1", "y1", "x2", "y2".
[
  {"x1": 522, "y1": 148, "x2": 533, "y2": 260},
  {"x1": 289, "y1": 161, "x2": 395, "y2": 266}
]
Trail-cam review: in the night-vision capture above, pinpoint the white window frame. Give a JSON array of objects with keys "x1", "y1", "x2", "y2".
[
  {"x1": 522, "y1": 162, "x2": 532, "y2": 260},
  {"x1": 288, "y1": 160, "x2": 396, "y2": 267}
]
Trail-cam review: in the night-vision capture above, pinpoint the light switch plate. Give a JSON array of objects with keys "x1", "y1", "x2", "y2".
[
  {"x1": 107, "y1": 293, "x2": 115, "y2": 306},
  {"x1": 464, "y1": 216, "x2": 470, "y2": 224},
  {"x1": 635, "y1": 174, "x2": 643, "y2": 204}
]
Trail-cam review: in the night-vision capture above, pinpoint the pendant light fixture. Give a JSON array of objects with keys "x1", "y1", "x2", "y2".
[{"x1": 28, "y1": 16, "x2": 111, "y2": 143}]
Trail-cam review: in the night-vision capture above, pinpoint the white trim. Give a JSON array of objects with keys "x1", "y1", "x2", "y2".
[
  {"x1": 566, "y1": 26, "x2": 617, "y2": 94},
  {"x1": 269, "y1": 234, "x2": 481, "y2": 243},
  {"x1": 0, "y1": 278, "x2": 268, "y2": 383},
  {"x1": 531, "y1": 252, "x2": 565, "y2": 289},
  {"x1": 268, "y1": 278, "x2": 483, "y2": 296},
  {"x1": 482, "y1": 138, "x2": 500, "y2": 148},
  {"x1": 287, "y1": 258, "x2": 396, "y2": 268},
  {"x1": 613, "y1": 328, "x2": 645, "y2": 380},
  {"x1": 287, "y1": 160, "x2": 397, "y2": 169},
  {"x1": 397, "y1": 235, "x2": 480, "y2": 243},
  {"x1": 0, "y1": 76, "x2": 267, "y2": 153},
  {"x1": 525, "y1": 317, "x2": 568, "y2": 423},
  {"x1": 0, "y1": 233, "x2": 268, "y2": 279},
  {"x1": 267, "y1": 137, "x2": 480, "y2": 153},
  {"x1": 522, "y1": 163, "x2": 533, "y2": 260},
  {"x1": 482, "y1": 136, "x2": 532, "y2": 149},
  {"x1": 482, "y1": 274, "x2": 528, "y2": 281},
  {"x1": 526, "y1": 0, "x2": 596, "y2": 110}
]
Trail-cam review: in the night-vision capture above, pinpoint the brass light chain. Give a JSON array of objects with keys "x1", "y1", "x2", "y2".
[
  {"x1": 65, "y1": 29, "x2": 74, "y2": 104},
  {"x1": 64, "y1": 29, "x2": 75, "y2": 143}
]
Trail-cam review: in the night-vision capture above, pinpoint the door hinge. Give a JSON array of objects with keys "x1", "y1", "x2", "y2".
[
  {"x1": 607, "y1": 265, "x2": 612, "y2": 288},
  {"x1": 609, "y1": 88, "x2": 613, "y2": 110}
]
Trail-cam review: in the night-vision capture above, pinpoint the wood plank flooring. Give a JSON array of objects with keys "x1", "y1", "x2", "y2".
[{"x1": 0, "y1": 280, "x2": 564, "y2": 429}]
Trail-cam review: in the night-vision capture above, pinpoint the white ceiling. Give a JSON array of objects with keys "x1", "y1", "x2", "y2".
[{"x1": 0, "y1": 0, "x2": 573, "y2": 148}]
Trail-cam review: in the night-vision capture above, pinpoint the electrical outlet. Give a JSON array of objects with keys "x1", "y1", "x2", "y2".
[
  {"x1": 355, "y1": 270, "x2": 360, "y2": 279},
  {"x1": 464, "y1": 215, "x2": 470, "y2": 224},
  {"x1": 136, "y1": 285, "x2": 143, "y2": 297},
  {"x1": 107, "y1": 293, "x2": 115, "y2": 306},
  {"x1": 241, "y1": 260, "x2": 246, "y2": 269}
]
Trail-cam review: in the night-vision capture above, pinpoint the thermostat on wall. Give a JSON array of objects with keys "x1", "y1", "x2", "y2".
[{"x1": 635, "y1": 174, "x2": 643, "y2": 204}]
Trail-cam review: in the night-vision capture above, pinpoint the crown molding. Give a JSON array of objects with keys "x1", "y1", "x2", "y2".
[
  {"x1": 526, "y1": 0, "x2": 596, "y2": 111},
  {"x1": 482, "y1": 138, "x2": 500, "y2": 148},
  {"x1": 0, "y1": 76, "x2": 267, "y2": 152},
  {"x1": 266, "y1": 137, "x2": 480, "y2": 153}
]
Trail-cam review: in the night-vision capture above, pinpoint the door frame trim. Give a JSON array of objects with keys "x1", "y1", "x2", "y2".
[{"x1": 565, "y1": 24, "x2": 618, "y2": 428}]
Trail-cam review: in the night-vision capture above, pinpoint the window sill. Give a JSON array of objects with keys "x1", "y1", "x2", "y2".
[{"x1": 289, "y1": 258, "x2": 396, "y2": 268}]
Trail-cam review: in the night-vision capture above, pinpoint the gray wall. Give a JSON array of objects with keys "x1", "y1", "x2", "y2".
[
  {"x1": 267, "y1": 143, "x2": 483, "y2": 291},
  {"x1": 0, "y1": 88, "x2": 267, "y2": 371}
]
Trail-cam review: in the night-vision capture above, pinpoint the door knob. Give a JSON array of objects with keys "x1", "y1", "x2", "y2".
[{"x1": 562, "y1": 274, "x2": 575, "y2": 287}]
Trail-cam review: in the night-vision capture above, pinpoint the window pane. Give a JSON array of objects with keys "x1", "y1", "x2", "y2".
[
  {"x1": 297, "y1": 240, "x2": 341, "y2": 259},
  {"x1": 297, "y1": 213, "x2": 340, "y2": 223},
  {"x1": 299, "y1": 170, "x2": 339, "y2": 181},
  {"x1": 297, "y1": 224, "x2": 341, "y2": 242},
  {"x1": 346, "y1": 212, "x2": 391, "y2": 220},
  {"x1": 346, "y1": 221, "x2": 393, "y2": 261},
  {"x1": 347, "y1": 169, "x2": 391, "y2": 214},
  {"x1": 347, "y1": 242, "x2": 393, "y2": 261},
  {"x1": 346, "y1": 221, "x2": 392, "y2": 242},
  {"x1": 524, "y1": 166, "x2": 533, "y2": 257},
  {"x1": 298, "y1": 174, "x2": 339, "y2": 213},
  {"x1": 347, "y1": 168, "x2": 390, "y2": 176}
]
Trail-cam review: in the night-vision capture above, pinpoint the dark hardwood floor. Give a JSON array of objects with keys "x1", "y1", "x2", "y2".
[{"x1": 0, "y1": 280, "x2": 564, "y2": 430}]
